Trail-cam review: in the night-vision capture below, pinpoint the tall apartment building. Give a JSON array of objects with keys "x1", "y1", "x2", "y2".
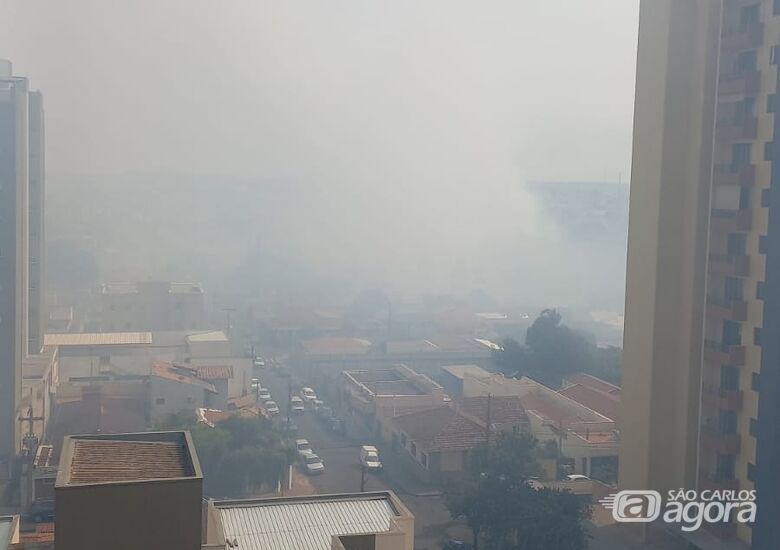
[{"x1": 621, "y1": 1, "x2": 780, "y2": 547}]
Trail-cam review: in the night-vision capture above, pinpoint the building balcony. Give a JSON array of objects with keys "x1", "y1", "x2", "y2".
[
  {"x1": 712, "y1": 164, "x2": 755, "y2": 187},
  {"x1": 705, "y1": 295, "x2": 748, "y2": 322},
  {"x1": 721, "y1": 22, "x2": 764, "y2": 51},
  {"x1": 699, "y1": 473, "x2": 740, "y2": 493},
  {"x1": 716, "y1": 117, "x2": 758, "y2": 141},
  {"x1": 709, "y1": 253, "x2": 750, "y2": 277},
  {"x1": 700, "y1": 428, "x2": 741, "y2": 455},
  {"x1": 701, "y1": 384, "x2": 743, "y2": 412},
  {"x1": 718, "y1": 71, "x2": 761, "y2": 96},
  {"x1": 710, "y1": 209, "x2": 752, "y2": 233},
  {"x1": 704, "y1": 340, "x2": 746, "y2": 367}
]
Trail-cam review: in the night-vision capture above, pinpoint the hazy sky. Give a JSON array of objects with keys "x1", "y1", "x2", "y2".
[{"x1": 1, "y1": 1, "x2": 640, "y2": 303}]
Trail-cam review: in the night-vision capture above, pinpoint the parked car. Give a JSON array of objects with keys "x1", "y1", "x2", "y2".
[
  {"x1": 360, "y1": 445, "x2": 383, "y2": 471},
  {"x1": 301, "y1": 387, "x2": 318, "y2": 403},
  {"x1": 250, "y1": 377, "x2": 261, "y2": 390},
  {"x1": 565, "y1": 474, "x2": 591, "y2": 482},
  {"x1": 295, "y1": 439, "x2": 312, "y2": 457},
  {"x1": 253, "y1": 356, "x2": 266, "y2": 368},
  {"x1": 28, "y1": 500, "x2": 55, "y2": 523},
  {"x1": 258, "y1": 387, "x2": 271, "y2": 400},
  {"x1": 265, "y1": 400, "x2": 280, "y2": 415},
  {"x1": 290, "y1": 396, "x2": 305, "y2": 415},
  {"x1": 302, "y1": 452, "x2": 325, "y2": 475}
]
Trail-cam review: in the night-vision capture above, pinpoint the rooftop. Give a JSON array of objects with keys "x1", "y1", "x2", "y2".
[
  {"x1": 345, "y1": 367, "x2": 442, "y2": 397},
  {"x1": 169, "y1": 282, "x2": 204, "y2": 294},
  {"x1": 301, "y1": 337, "x2": 372, "y2": 355},
  {"x1": 56, "y1": 432, "x2": 201, "y2": 488},
  {"x1": 558, "y1": 384, "x2": 620, "y2": 423},
  {"x1": 455, "y1": 395, "x2": 528, "y2": 429},
  {"x1": 186, "y1": 330, "x2": 229, "y2": 343},
  {"x1": 44, "y1": 331, "x2": 153, "y2": 346},
  {"x1": 194, "y1": 365, "x2": 234, "y2": 380},
  {"x1": 563, "y1": 373, "x2": 621, "y2": 396},
  {"x1": 392, "y1": 406, "x2": 487, "y2": 452},
  {"x1": 151, "y1": 361, "x2": 217, "y2": 393},
  {"x1": 213, "y1": 492, "x2": 409, "y2": 550},
  {"x1": 441, "y1": 364, "x2": 492, "y2": 380}
]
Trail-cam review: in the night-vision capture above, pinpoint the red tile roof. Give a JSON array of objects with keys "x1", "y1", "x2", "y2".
[
  {"x1": 194, "y1": 365, "x2": 234, "y2": 380},
  {"x1": 392, "y1": 406, "x2": 487, "y2": 452},
  {"x1": 68, "y1": 439, "x2": 191, "y2": 484},
  {"x1": 151, "y1": 361, "x2": 217, "y2": 393},
  {"x1": 558, "y1": 384, "x2": 620, "y2": 423},
  {"x1": 563, "y1": 373, "x2": 621, "y2": 396},
  {"x1": 455, "y1": 396, "x2": 528, "y2": 429}
]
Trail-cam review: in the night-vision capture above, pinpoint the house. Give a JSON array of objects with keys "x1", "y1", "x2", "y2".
[
  {"x1": 149, "y1": 362, "x2": 217, "y2": 423},
  {"x1": 439, "y1": 364, "x2": 493, "y2": 397},
  {"x1": 391, "y1": 406, "x2": 487, "y2": 481},
  {"x1": 204, "y1": 491, "x2": 414, "y2": 550}
]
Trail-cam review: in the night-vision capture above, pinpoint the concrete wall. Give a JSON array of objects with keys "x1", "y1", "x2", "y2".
[
  {"x1": 55, "y1": 477, "x2": 203, "y2": 550},
  {"x1": 620, "y1": 0, "x2": 721, "y2": 497},
  {"x1": 149, "y1": 376, "x2": 207, "y2": 423}
]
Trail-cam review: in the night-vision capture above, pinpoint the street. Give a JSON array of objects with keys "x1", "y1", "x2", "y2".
[{"x1": 257, "y1": 365, "x2": 467, "y2": 550}]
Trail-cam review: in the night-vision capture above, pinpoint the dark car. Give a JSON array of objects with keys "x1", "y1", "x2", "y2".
[
  {"x1": 443, "y1": 538, "x2": 473, "y2": 550},
  {"x1": 28, "y1": 500, "x2": 55, "y2": 523}
]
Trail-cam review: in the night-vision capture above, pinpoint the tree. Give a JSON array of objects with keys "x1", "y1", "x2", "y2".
[
  {"x1": 445, "y1": 433, "x2": 591, "y2": 550},
  {"x1": 493, "y1": 309, "x2": 598, "y2": 388}
]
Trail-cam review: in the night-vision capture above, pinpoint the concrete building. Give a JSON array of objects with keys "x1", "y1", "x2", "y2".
[
  {"x1": 204, "y1": 491, "x2": 414, "y2": 550},
  {"x1": 149, "y1": 361, "x2": 218, "y2": 424},
  {"x1": 621, "y1": 0, "x2": 780, "y2": 546},
  {"x1": 0, "y1": 61, "x2": 46, "y2": 467},
  {"x1": 20, "y1": 345, "x2": 58, "y2": 445},
  {"x1": 55, "y1": 431, "x2": 203, "y2": 550},
  {"x1": 341, "y1": 365, "x2": 448, "y2": 439},
  {"x1": 100, "y1": 281, "x2": 206, "y2": 332}
]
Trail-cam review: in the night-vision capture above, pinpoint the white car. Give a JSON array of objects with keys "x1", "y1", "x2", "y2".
[
  {"x1": 265, "y1": 400, "x2": 280, "y2": 415},
  {"x1": 302, "y1": 452, "x2": 325, "y2": 475},
  {"x1": 290, "y1": 396, "x2": 305, "y2": 415},
  {"x1": 565, "y1": 474, "x2": 590, "y2": 482},
  {"x1": 250, "y1": 378, "x2": 261, "y2": 390},
  {"x1": 360, "y1": 445, "x2": 382, "y2": 471},
  {"x1": 301, "y1": 387, "x2": 317, "y2": 403},
  {"x1": 295, "y1": 439, "x2": 312, "y2": 457},
  {"x1": 258, "y1": 388, "x2": 271, "y2": 400},
  {"x1": 253, "y1": 357, "x2": 266, "y2": 368}
]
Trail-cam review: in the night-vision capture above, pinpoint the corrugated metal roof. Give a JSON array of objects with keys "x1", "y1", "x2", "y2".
[
  {"x1": 187, "y1": 330, "x2": 228, "y2": 343},
  {"x1": 218, "y1": 496, "x2": 397, "y2": 550},
  {"x1": 44, "y1": 332, "x2": 153, "y2": 346}
]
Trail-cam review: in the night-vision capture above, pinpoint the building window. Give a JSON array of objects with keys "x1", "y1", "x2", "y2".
[
  {"x1": 719, "y1": 410, "x2": 738, "y2": 435},
  {"x1": 725, "y1": 277, "x2": 744, "y2": 301},
  {"x1": 727, "y1": 232, "x2": 747, "y2": 256},
  {"x1": 735, "y1": 97, "x2": 755, "y2": 122},
  {"x1": 421, "y1": 452, "x2": 428, "y2": 468},
  {"x1": 750, "y1": 417, "x2": 758, "y2": 438},
  {"x1": 722, "y1": 320, "x2": 742, "y2": 347},
  {"x1": 410, "y1": 442, "x2": 417, "y2": 458},
  {"x1": 759, "y1": 235, "x2": 768, "y2": 254},
  {"x1": 716, "y1": 454, "x2": 736, "y2": 480},
  {"x1": 775, "y1": 0, "x2": 780, "y2": 16},
  {"x1": 736, "y1": 50, "x2": 758, "y2": 74},
  {"x1": 752, "y1": 372, "x2": 760, "y2": 391},
  {"x1": 741, "y1": 4, "x2": 761, "y2": 25},
  {"x1": 732, "y1": 143, "x2": 752, "y2": 170},
  {"x1": 155, "y1": 398, "x2": 165, "y2": 405},
  {"x1": 754, "y1": 327, "x2": 763, "y2": 346},
  {"x1": 720, "y1": 366, "x2": 739, "y2": 391}
]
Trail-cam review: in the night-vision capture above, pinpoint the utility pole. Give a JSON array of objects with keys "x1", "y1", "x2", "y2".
[
  {"x1": 360, "y1": 464, "x2": 366, "y2": 492},
  {"x1": 485, "y1": 393, "x2": 492, "y2": 447},
  {"x1": 286, "y1": 378, "x2": 292, "y2": 431},
  {"x1": 223, "y1": 307, "x2": 235, "y2": 336}
]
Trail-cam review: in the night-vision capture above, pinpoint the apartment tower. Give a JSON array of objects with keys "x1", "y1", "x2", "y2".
[
  {"x1": 622, "y1": 0, "x2": 780, "y2": 547},
  {"x1": 0, "y1": 60, "x2": 45, "y2": 466}
]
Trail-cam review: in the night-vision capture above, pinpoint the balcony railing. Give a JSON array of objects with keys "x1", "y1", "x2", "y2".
[
  {"x1": 705, "y1": 295, "x2": 748, "y2": 322},
  {"x1": 701, "y1": 384, "x2": 743, "y2": 411},
  {"x1": 721, "y1": 22, "x2": 764, "y2": 51},
  {"x1": 718, "y1": 71, "x2": 761, "y2": 96},
  {"x1": 709, "y1": 253, "x2": 750, "y2": 277},
  {"x1": 700, "y1": 427, "x2": 741, "y2": 455},
  {"x1": 716, "y1": 117, "x2": 758, "y2": 141},
  {"x1": 704, "y1": 340, "x2": 747, "y2": 367},
  {"x1": 710, "y1": 209, "x2": 752, "y2": 233},
  {"x1": 712, "y1": 164, "x2": 755, "y2": 187}
]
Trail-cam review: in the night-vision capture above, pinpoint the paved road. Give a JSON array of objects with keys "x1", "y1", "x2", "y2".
[{"x1": 256, "y1": 366, "x2": 464, "y2": 550}]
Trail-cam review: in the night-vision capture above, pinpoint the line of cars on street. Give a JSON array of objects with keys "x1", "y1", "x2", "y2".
[{"x1": 295, "y1": 438, "x2": 325, "y2": 475}]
